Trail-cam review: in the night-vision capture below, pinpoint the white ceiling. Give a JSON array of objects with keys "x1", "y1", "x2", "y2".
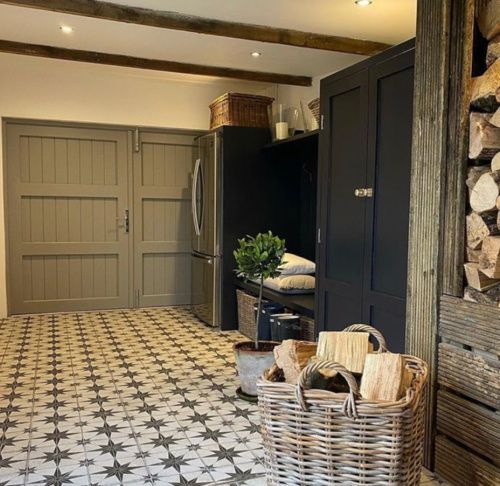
[
  {"x1": 108, "y1": 0, "x2": 417, "y2": 43},
  {"x1": 0, "y1": 0, "x2": 416, "y2": 80}
]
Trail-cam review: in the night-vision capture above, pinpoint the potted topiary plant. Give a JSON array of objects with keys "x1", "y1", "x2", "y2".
[{"x1": 233, "y1": 231, "x2": 286, "y2": 398}]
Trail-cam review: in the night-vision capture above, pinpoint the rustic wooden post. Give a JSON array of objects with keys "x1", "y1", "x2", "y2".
[
  {"x1": 406, "y1": 0, "x2": 451, "y2": 467},
  {"x1": 442, "y1": 0, "x2": 476, "y2": 296}
]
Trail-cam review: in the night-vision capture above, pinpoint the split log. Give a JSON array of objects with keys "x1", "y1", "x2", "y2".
[
  {"x1": 273, "y1": 340, "x2": 317, "y2": 384},
  {"x1": 477, "y1": 0, "x2": 500, "y2": 40},
  {"x1": 492, "y1": 152, "x2": 500, "y2": 171},
  {"x1": 478, "y1": 235, "x2": 500, "y2": 277},
  {"x1": 470, "y1": 171, "x2": 500, "y2": 212},
  {"x1": 266, "y1": 363, "x2": 284, "y2": 382},
  {"x1": 464, "y1": 285, "x2": 500, "y2": 307},
  {"x1": 470, "y1": 59, "x2": 500, "y2": 112},
  {"x1": 487, "y1": 34, "x2": 500, "y2": 67},
  {"x1": 466, "y1": 211, "x2": 500, "y2": 249},
  {"x1": 466, "y1": 247, "x2": 482, "y2": 262},
  {"x1": 304, "y1": 368, "x2": 353, "y2": 393},
  {"x1": 491, "y1": 107, "x2": 500, "y2": 127},
  {"x1": 469, "y1": 113, "x2": 500, "y2": 159},
  {"x1": 359, "y1": 353, "x2": 412, "y2": 402},
  {"x1": 464, "y1": 262, "x2": 500, "y2": 290},
  {"x1": 466, "y1": 165, "x2": 490, "y2": 195},
  {"x1": 316, "y1": 331, "x2": 370, "y2": 374}
]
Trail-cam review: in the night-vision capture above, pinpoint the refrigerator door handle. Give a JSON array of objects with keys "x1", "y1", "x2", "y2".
[{"x1": 192, "y1": 158, "x2": 201, "y2": 236}]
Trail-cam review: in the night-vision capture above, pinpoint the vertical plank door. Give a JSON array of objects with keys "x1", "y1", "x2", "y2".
[
  {"x1": 6, "y1": 122, "x2": 131, "y2": 314},
  {"x1": 134, "y1": 131, "x2": 196, "y2": 307}
]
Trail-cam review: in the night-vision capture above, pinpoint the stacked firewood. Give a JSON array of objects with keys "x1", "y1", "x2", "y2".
[
  {"x1": 270, "y1": 334, "x2": 412, "y2": 402},
  {"x1": 464, "y1": 3, "x2": 500, "y2": 307}
]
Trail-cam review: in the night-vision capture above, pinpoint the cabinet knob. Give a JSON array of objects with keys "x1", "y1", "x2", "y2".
[{"x1": 354, "y1": 188, "x2": 374, "y2": 198}]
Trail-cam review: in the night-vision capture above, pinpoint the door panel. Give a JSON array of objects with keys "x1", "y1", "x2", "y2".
[
  {"x1": 6, "y1": 123, "x2": 130, "y2": 313},
  {"x1": 317, "y1": 70, "x2": 369, "y2": 331},
  {"x1": 134, "y1": 131, "x2": 196, "y2": 307},
  {"x1": 363, "y1": 50, "x2": 415, "y2": 352}
]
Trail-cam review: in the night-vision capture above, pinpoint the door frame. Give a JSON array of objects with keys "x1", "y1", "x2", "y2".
[{"x1": 2, "y1": 117, "x2": 204, "y2": 315}]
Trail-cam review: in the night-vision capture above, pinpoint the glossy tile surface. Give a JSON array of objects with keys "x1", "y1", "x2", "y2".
[{"x1": 0, "y1": 307, "x2": 443, "y2": 485}]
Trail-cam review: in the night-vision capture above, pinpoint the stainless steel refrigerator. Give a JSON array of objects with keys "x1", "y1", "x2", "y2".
[
  {"x1": 190, "y1": 126, "x2": 274, "y2": 330},
  {"x1": 191, "y1": 132, "x2": 221, "y2": 327}
]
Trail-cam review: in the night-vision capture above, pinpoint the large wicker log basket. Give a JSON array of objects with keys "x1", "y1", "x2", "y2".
[{"x1": 257, "y1": 324, "x2": 428, "y2": 485}]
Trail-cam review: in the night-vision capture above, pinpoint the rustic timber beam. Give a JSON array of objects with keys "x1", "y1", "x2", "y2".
[
  {"x1": 0, "y1": 0, "x2": 391, "y2": 56},
  {"x1": 0, "y1": 39, "x2": 312, "y2": 86}
]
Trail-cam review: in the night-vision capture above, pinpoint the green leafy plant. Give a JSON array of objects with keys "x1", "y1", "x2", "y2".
[{"x1": 234, "y1": 231, "x2": 286, "y2": 349}]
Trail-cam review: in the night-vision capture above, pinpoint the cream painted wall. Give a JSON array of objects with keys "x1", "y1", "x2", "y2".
[{"x1": 0, "y1": 52, "x2": 272, "y2": 317}]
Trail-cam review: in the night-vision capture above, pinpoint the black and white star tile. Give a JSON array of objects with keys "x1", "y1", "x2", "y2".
[
  {"x1": 0, "y1": 308, "x2": 265, "y2": 485},
  {"x1": 0, "y1": 307, "x2": 444, "y2": 486}
]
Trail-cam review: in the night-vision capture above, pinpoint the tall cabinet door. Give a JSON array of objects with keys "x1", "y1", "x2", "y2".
[
  {"x1": 317, "y1": 70, "x2": 369, "y2": 331},
  {"x1": 362, "y1": 50, "x2": 414, "y2": 351}
]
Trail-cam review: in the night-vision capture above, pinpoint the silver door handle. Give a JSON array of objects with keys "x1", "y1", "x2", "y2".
[
  {"x1": 192, "y1": 253, "x2": 213, "y2": 264},
  {"x1": 116, "y1": 209, "x2": 129, "y2": 233},
  {"x1": 192, "y1": 158, "x2": 201, "y2": 236},
  {"x1": 354, "y1": 188, "x2": 373, "y2": 198}
]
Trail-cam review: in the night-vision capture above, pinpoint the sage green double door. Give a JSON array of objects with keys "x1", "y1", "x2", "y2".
[{"x1": 6, "y1": 121, "x2": 197, "y2": 314}]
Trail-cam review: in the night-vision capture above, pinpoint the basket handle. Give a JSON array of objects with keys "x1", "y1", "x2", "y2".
[
  {"x1": 341, "y1": 324, "x2": 388, "y2": 353},
  {"x1": 296, "y1": 361, "x2": 359, "y2": 419}
]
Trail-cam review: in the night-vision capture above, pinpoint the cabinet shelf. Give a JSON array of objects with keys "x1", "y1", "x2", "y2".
[
  {"x1": 234, "y1": 278, "x2": 315, "y2": 318},
  {"x1": 263, "y1": 129, "x2": 319, "y2": 150}
]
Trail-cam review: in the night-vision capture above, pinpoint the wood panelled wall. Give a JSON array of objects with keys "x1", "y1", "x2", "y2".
[
  {"x1": 435, "y1": 0, "x2": 500, "y2": 482},
  {"x1": 436, "y1": 297, "x2": 500, "y2": 484},
  {"x1": 409, "y1": 0, "x2": 500, "y2": 476}
]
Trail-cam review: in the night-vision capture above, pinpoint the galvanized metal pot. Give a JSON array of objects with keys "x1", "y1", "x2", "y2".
[{"x1": 233, "y1": 341, "x2": 278, "y2": 397}]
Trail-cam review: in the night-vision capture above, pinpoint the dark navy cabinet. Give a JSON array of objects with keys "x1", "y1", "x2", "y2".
[{"x1": 316, "y1": 40, "x2": 415, "y2": 352}]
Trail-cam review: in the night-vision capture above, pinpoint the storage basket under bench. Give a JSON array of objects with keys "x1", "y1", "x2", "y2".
[{"x1": 236, "y1": 288, "x2": 315, "y2": 342}]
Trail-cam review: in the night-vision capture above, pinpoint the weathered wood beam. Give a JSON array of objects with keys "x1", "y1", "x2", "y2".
[
  {"x1": 0, "y1": 0, "x2": 391, "y2": 56},
  {"x1": 0, "y1": 39, "x2": 312, "y2": 86}
]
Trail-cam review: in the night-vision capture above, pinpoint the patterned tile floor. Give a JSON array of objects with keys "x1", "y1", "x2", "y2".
[{"x1": 0, "y1": 306, "x2": 445, "y2": 486}]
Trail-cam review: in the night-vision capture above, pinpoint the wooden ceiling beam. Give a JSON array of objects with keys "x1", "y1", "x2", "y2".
[
  {"x1": 0, "y1": 0, "x2": 391, "y2": 56},
  {"x1": 0, "y1": 39, "x2": 312, "y2": 86}
]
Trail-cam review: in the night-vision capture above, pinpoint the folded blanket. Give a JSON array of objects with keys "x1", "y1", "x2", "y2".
[
  {"x1": 255, "y1": 274, "x2": 315, "y2": 294},
  {"x1": 280, "y1": 253, "x2": 316, "y2": 275}
]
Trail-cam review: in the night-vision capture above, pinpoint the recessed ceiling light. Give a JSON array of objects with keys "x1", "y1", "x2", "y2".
[
  {"x1": 60, "y1": 25, "x2": 73, "y2": 34},
  {"x1": 355, "y1": 0, "x2": 373, "y2": 6},
  {"x1": 251, "y1": 52, "x2": 262, "y2": 58}
]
